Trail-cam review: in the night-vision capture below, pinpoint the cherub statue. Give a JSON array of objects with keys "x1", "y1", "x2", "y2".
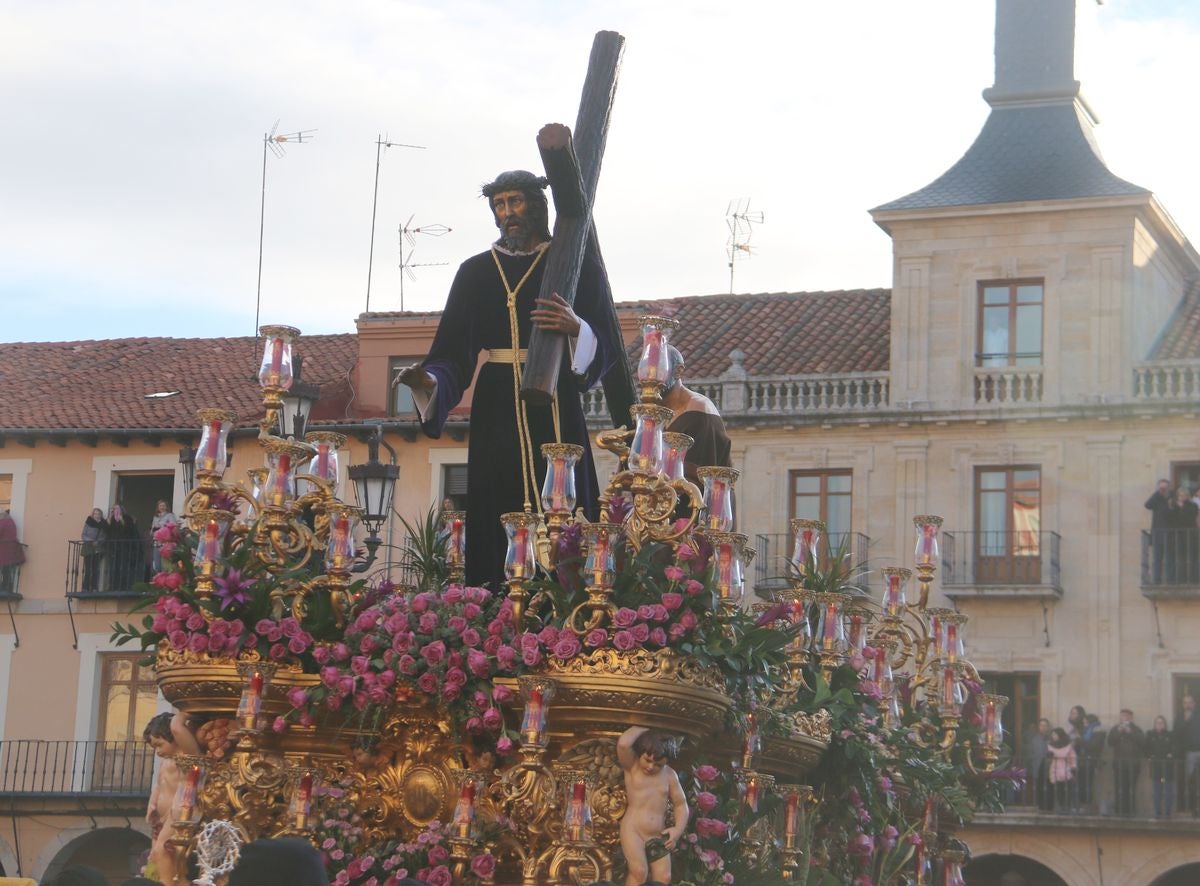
[{"x1": 617, "y1": 726, "x2": 689, "y2": 886}]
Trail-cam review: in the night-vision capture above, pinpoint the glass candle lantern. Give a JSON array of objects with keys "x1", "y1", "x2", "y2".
[
  {"x1": 257, "y1": 324, "x2": 300, "y2": 390},
  {"x1": 443, "y1": 510, "x2": 466, "y2": 572},
  {"x1": 661, "y1": 432, "x2": 693, "y2": 482},
  {"x1": 324, "y1": 504, "x2": 359, "y2": 574},
  {"x1": 941, "y1": 612, "x2": 967, "y2": 663},
  {"x1": 913, "y1": 515, "x2": 943, "y2": 567},
  {"x1": 540, "y1": 443, "x2": 582, "y2": 515},
  {"x1": 518, "y1": 677, "x2": 555, "y2": 747},
  {"x1": 628, "y1": 404, "x2": 673, "y2": 474},
  {"x1": 942, "y1": 851, "x2": 967, "y2": 886},
  {"x1": 979, "y1": 693, "x2": 1008, "y2": 750},
  {"x1": 288, "y1": 768, "x2": 322, "y2": 831},
  {"x1": 789, "y1": 518, "x2": 824, "y2": 575},
  {"x1": 236, "y1": 662, "x2": 276, "y2": 731},
  {"x1": 738, "y1": 770, "x2": 773, "y2": 813},
  {"x1": 880, "y1": 566, "x2": 912, "y2": 618},
  {"x1": 845, "y1": 606, "x2": 872, "y2": 660},
  {"x1": 194, "y1": 409, "x2": 236, "y2": 478},
  {"x1": 247, "y1": 467, "x2": 268, "y2": 504},
  {"x1": 777, "y1": 784, "x2": 811, "y2": 850},
  {"x1": 813, "y1": 592, "x2": 848, "y2": 654},
  {"x1": 742, "y1": 710, "x2": 761, "y2": 768},
  {"x1": 782, "y1": 591, "x2": 812, "y2": 652},
  {"x1": 925, "y1": 608, "x2": 954, "y2": 661},
  {"x1": 263, "y1": 438, "x2": 314, "y2": 509},
  {"x1": 558, "y1": 769, "x2": 595, "y2": 843},
  {"x1": 172, "y1": 757, "x2": 207, "y2": 824},
  {"x1": 940, "y1": 665, "x2": 966, "y2": 717},
  {"x1": 191, "y1": 509, "x2": 234, "y2": 570},
  {"x1": 872, "y1": 639, "x2": 902, "y2": 725},
  {"x1": 698, "y1": 466, "x2": 739, "y2": 531},
  {"x1": 501, "y1": 512, "x2": 538, "y2": 581},
  {"x1": 451, "y1": 771, "x2": 483, "y2": 839},
  {"x1": 635, "y1": 316, "x2": 678, "y2": 385},
  {"x1": 582, "y1": 522, "x2": 620, "y2": 589},
  {"x1": 705, "y1": 531, "x2": 746, "y2": 607},
  {"x1": 304, "y1": 431, "x2": 345, "y2": 495}
]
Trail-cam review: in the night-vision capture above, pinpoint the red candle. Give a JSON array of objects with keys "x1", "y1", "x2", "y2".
[
  {"x1": 314, "y1": 443, "x2": 330, "y2": 479},
  {"x1": 522, "y1": 686, "x2": 544, "y2": 742},
  {"x1": 512, "y1": 526, "x2": 528, "y2": 577},
  {"x1": 717, "y1": 544, "x2": 734, "y2": 593},
  {"x1": 566, "y1": 780, "x2": 587, "y2": 841},
  {"x1": 745, "y1": 776, "x2": 759, "y2": 811},
  {"x1": 945, "y1": 623, "x2": 958, "y2": 663},
  {"x1": 590, "y1": 531, "x2": 610, "y2": 585},
  {"x1": 270, "y1": 338, "x2": 283, "y2": 376},
  {"x1": 931, "y1": 614, "x2": 945, "y2": 657},
  {"x1": 823, "y1": 603, "x2": 838, "y2": 642},
  {"x1": 203, "y1": 419, "x2": 221, "y2": 468},
  {"x1": 708, "y1": 481, "x2": 727, "y2": 528},
  {"x1": 923, "y1": 795, "x2": 937, "y2": 833},
  {"x1": 917, "y1": 524, "x2": 936, "y2": 564},
  {"x1": 449, "y1": 518, "x2": 465, "y2": 562},
  {"x1": 984, "y1": 699, "x2": 997, "y2": 739},
  {"x1": 642, "y1": 328, "x2": 663, "y2": 379},
  {"x1": 784, "y1": 791, "x2": 800, "y2": 837}
]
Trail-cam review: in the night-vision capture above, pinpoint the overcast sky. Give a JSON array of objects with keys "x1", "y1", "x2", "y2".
[{"x1": 3, "y1": 0, "x2": 1199, "y2": 344}]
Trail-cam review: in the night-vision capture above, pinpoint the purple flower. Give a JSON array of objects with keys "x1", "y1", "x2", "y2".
[
  {"x1": 552, "y1": 634, "x2": 581, "y2": 660},
  {"x1": 664, "y1": 565, "x2": 686, "y2": 582},
  {"x1": 613, "y1": 630, "x2": 636, "y2": 651},
  {"x1": 585, "y1": 628, "x2": 608, "y2": 648},
  {"x1": 613, "y1": 607, "x2": 637, "y2": 628},
  {"x1": 213, "y1": 569, "x2": 255, "y2": 609}
]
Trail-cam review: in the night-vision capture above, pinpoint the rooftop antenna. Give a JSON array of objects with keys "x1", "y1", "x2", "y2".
[
  {"x1": 726, "y1": 198, "x2": 764, "y2": 294},
  {"x1": 398, "y1": 215, "x2": 451, "y2": 311},
  {"x1": 365, "y1": 135, "x2": 426, "y2": 313},
  {"x1": 253, "y1": 121, "x2": 315, "y2": 374}
]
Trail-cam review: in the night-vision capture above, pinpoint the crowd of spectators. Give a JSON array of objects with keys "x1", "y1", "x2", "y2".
[{"x1": 1024, "y1": 697, "x2": 1200, "y2": 817}]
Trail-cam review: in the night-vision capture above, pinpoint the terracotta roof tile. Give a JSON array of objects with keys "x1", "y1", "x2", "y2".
[
  {"x1": 0, "y1": 334, "x2": 356, "y2": 432},
  {"x1": 618, "y1": 290, "x2": 891, "y2": 377}
]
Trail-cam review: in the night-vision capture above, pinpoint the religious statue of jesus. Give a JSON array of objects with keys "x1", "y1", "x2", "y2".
[{"x1": 395, "y1": 169, "x2": 621, "y2": 590}]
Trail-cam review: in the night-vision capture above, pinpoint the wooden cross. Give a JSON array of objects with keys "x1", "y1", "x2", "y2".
[{"x1": 519, "y1": 31, "x2": 636, "y2": 429}]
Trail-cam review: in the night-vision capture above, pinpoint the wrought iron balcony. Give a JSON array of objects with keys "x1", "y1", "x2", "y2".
[
  {"x1": 0, "y1": 544, "x2": 25, "y2": 599},
  {"x1": 752, "y1": 531, "x2": 870, "y2": 596},
  {"x1": 66, "y1": 539, "x2": 150, "y2": 598},
  {"x1": 941, "y1": 531, "x2": 1062, "y2": 600},
  {"x1": 1140, "y1": 529, "x2": 1200, "y2": 599},
  {"x1": 0, "y1": 739, "x2": 155, "y2": 799}
]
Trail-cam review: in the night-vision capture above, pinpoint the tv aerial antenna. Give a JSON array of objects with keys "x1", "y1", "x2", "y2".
[
  {"x1": 254, "y1": 121, "x2": 316, "y2": 374},
  {"x1": 726, "y1": 198, "x2": 764, "y2": 294},
  {"x1": 365, "y1": 135, "x2": 426, "y2": 312},
  {"x1": 398, "y1": 215, "x2": 451, "y2": 311}
]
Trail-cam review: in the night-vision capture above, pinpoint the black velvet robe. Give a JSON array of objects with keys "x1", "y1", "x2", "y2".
[{"x1": 419, "y1": 244, "x2": 619, "y2": 590}]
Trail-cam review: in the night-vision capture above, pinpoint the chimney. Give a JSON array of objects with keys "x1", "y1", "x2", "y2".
[{"x1": 982, "y1": 0, "x2": 1081, "y2": 109}]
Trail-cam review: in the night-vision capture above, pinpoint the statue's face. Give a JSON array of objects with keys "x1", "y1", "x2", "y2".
[
  {"x1": 492, "y1": 189, "x2": 540, "y2": 251},
  {"x1": 638, "y1": 752, "x2": 666, "y2": 776}
]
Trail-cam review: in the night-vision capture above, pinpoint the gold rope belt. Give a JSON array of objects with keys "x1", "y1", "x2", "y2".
[{"x1": 486, "y1": 348, "x2": 528, "y2": 364}]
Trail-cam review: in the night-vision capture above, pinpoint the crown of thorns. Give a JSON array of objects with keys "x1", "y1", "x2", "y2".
[{"x1": 481, "y1": 170, "x2": 549, "y2": 198}]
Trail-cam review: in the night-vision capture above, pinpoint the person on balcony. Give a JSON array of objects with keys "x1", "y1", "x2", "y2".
[
  {"x1": 1168, "y1": 485, "x2": 1199, "y2": 584},
  {"x1": 80, "y1": 508, "x2": 108, "y2": 593},
  {"x1": 394, "y1": 169, "x2": 620, "y2": 591},
  {"x1": 1147, "y1": 714, "x2": 1176, "y2": 818},
  {"x1": 107, "y1": 504, "x2": 141, "y2": 591},
  {"x1": 0, "y1": 508, "x2": 23, "y2": 596},
  {"x1": 1174, "y1": 693, "x2": 1200, "y2": 816},
  {"x1": 1145, "y1": 478, "x2": 1172, "y2": 583},
  {"x1": 150, "y1": 498, "x2": 178, "y2": 573},
  {"x1": 1024, "y1": 717, "x2": 1053, "y2": 811},
  {"x1": 1108, "y1": 708, "x2": 1145, "y2": 816},
  {"x1": 1047, "y1": 727, "x2": 1078, "y2": 812}
]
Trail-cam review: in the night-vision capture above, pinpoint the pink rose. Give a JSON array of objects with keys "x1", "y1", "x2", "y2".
[
  {"x1": 585, "y1": 628, "x2": 608, "y2": 648},
  {"x1": 417, "y1": 671, "x2": 439, "y2": 694},
  {"x1": 613, "y1": 607, "x2": 637, "y2": 628},
  {"x1": 444, "y1": 667, "x2": 467, "y2": 687},
  {"x1": 467, "y1": 648, "x2": 490, "y2": 678},
  {"x1": 470, "y1": 853, "x2": 497, "y2": 879},
  {"x1": 677, "y1": 542, "x2": 697, "y2": 561},
  {"x1": 553, "y1": 634, "x2": 582, "y2": 660},
  {"x1": 287, "y1": 687, "x2": 309, "y2": 708},
  {"x1": 695, "y1": 817, "x2": 728, "y2": 838},
  {"x1": 333, "y1": 642, "x2": 350, "y2": 661},
  {"x1": 420, "y1": 640, "x2": 446, "y2": 665},
  {"x1": 426, "y1": 844, "x2": 450, "y2": 865},
  {"x1": 496, "y1": 736, "x2": 514, "y2": 755},
  {"x1": 668, "y1": 623, "x2": 687, "y2": 640},
  {"x1": 288, "y1": 635, "x2": 309, "y2": 655},
  {"x1": 492, "y1": 683, "x2": 513, "y2": 704},
  {"x1": 465, "y1": 717, "x2": 484, "y2": 734},
  {"x1": 447, "y1": 615, "x2": 467, "y2": 633},
  {"x1": 613, "y1": 630, "x2": 636, "y2": 651},
  {"x1": 269, "y1": 642, "x2": 288, "y2": 660},
  {"x1": 441, "y1": 682, "x2": 461, "y2": 701},
  {"x1": 424, "y1": 865, "x2": 452, "y2": 886},
  {"x1": 463, "y1": 602, "x2": 481, "y2": 619},
  {"x1": 637, "y1": 604, "x2": 655, "y2": 620},
  {"x1": 496, "y1": 645, "x2": 517, "y2": 670},
  {"x1": 694, "y1": 764, "x2": 720, "y2": 783},
  {"x1": 630, "y1": 623, "x2": 650, "y2": 643},
  {"x1": 522, "y1": 646, "x2": 543, "y2": 667},
  {"x1": 679, "y1": 610, "x2": 698, "y2": 629},
  {"x1": 461, "y1": 628, "x2": 482, "y2": 648},
  {"x1": 351, "y1": 655, "x2": 370, "y2": 675},
  {"x1": 664, "y1": 565, "x2": 686, "y2": 582},
  {"x1": 398, "y1": 654, "x2": 416, "y2": 674},
  {"x1": 685, "y1": 579, "x2": 704, "y2": 596},
  {"x1": 186, "y1": 634, "x2": 208, "y2": 654},
  {"x1": 443, "y1": 586, "x2": 464, "y2": 604},
  {"x1": 649, "y1": 627, "x2": 668, "y2": 646},
  {"x1": 337, "y1": 676, "x2": 357, "y2": 696},
  {"x1": 482, "y1": 707, "x2": 503, "y2": 730},
  {"x1": 272, "y1": 716, "x2": 288, "y2": 734},
  {"x1": 185, "y1": 613, "x2": 206, "y2": 631},
  {"x1": 695, "y1": 790, "x2": 718, "y2": 812},
  {"x1": 418, "y1": 612, "x2": 439, "y2": 634},
  {"x1": 661, "y1": 592, "x2": 683, "y2": 611}
]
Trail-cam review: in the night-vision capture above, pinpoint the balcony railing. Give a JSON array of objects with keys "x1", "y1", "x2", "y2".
[
  {"x1": 66, "y1": 538, "x2": 150, "y2": 598},
  {"x1": 0, "y1": 740, "x2": 154, "y2": 797},
  {"x1": 1133, "y1": 361, "x2": 1200, "y2": 401},
  {"x1": 753, "y1": 531, "x2": 870, "y2": 594},
  {"x1": 1140, "y1": 529, "x2": 1200, "y2": 597},
  {"x1": 974, "y1": 366, "x2": 1044, "y2": 404},
  {"x1": 0, "y1": 544, "x2": 26, "y2": 598},
  {"x1": 941, "y1": 530, "x2": 1062, "y2": 598}
]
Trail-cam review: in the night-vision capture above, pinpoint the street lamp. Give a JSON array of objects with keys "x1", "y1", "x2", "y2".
[
  {"x1": 348, "y1": 423, "x2": 399, "y2": 572},
  {"x1": 279, "y1": 354, "x2": 321, "y2": 439}
]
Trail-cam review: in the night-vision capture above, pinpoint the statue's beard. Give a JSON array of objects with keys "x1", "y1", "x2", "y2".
[{"x1": 498, "y1": 215, "x2": 536, "y2": 252}]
